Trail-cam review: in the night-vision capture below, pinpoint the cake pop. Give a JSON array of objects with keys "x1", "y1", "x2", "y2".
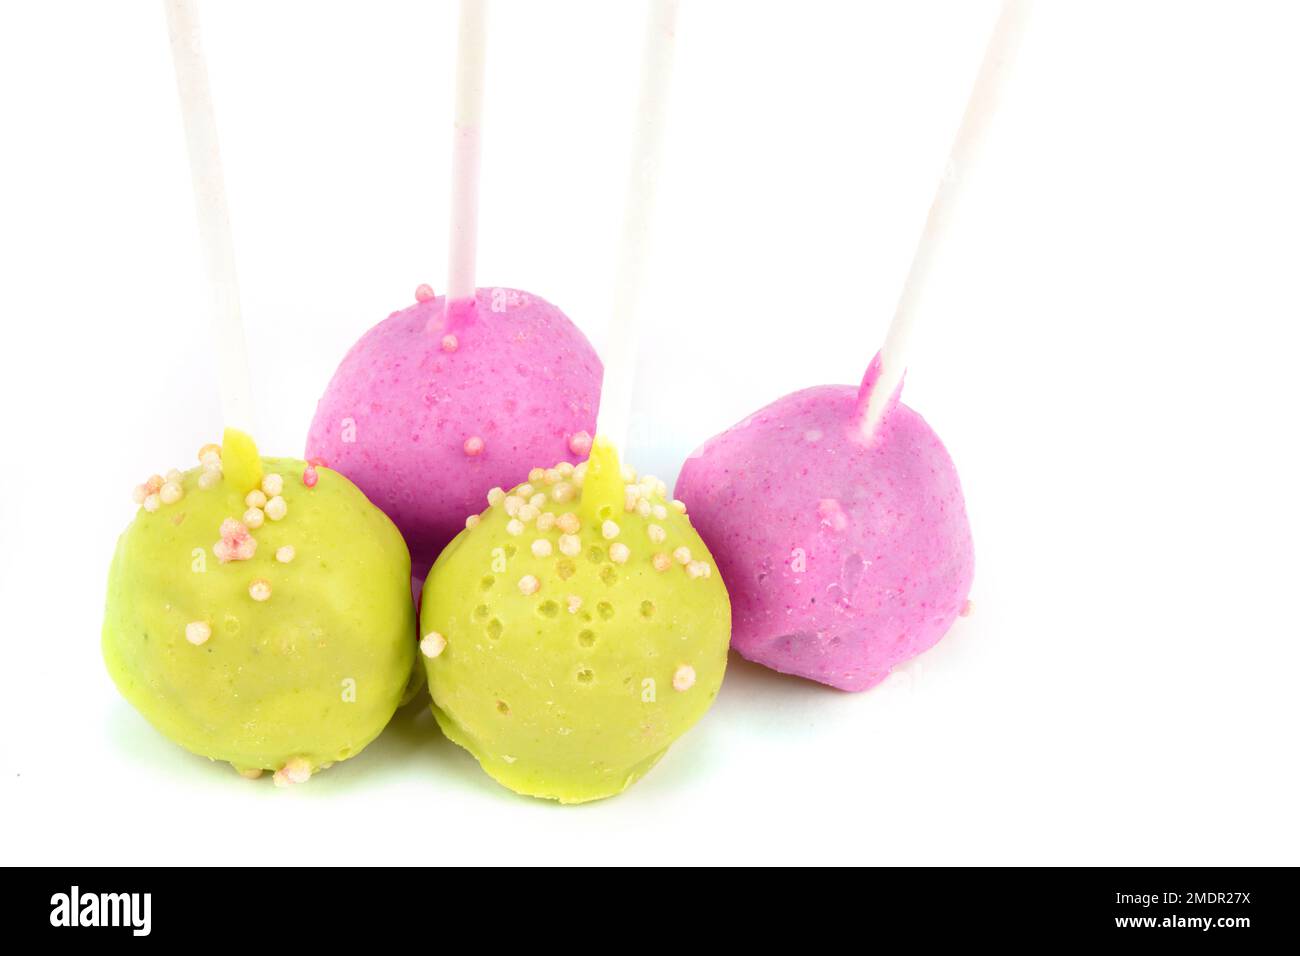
[
  {"x1": 306, "y1": 0, "x2": 600, "y2": 573},
  {"x1": 419, "y1": 0, "x2": 726, "y2": 802},
  {"x1": 106, "y1": 2, "x2": 418, "y2": 785},
  {"x1": 420, "y1": 439, "x2": 729, "y2": 803},
  {"x1": 104, "y1": 431, "x2": 417, "y2": 783},
  {"x1": 675, "y1": 357, "x2": 972, "y2": 691},
  {"x1": 675, "y1": 0, "x2": 1029, "y2": 690}
]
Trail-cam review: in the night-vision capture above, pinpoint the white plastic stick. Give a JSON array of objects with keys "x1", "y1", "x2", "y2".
[
  {"x1": 163, "y1": 0, "x2": 255, "y2": 434},
  {"x1": 445, "y1": 0, "x2": 488, "y2": 315},
  {"x1": 595, "y1": 0, "x2": 679, "y2": 452},
  {"x1": 861, "y1": 0, "x2": 1031, "y2": 436}
]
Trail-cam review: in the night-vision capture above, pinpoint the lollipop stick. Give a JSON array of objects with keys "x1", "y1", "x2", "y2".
[
  {"x1": 594, "y1": 0, "x2": 679, "y2": 453},
  {"x1": 163, "y1": 0, "x2": 255, "y2": 434},
  {"x1": 443, "y1": 0, "x2": 488, "y2": 329},
  {"x1": 860, "y1": 0, "x2": 1031, "y2": 437}
]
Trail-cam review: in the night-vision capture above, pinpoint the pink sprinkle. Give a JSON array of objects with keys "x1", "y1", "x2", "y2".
[
  {"x1": 463, "y1": 436, "x2": 485, "y2": 457},
  {"x1": 960, "y1": 599, "x2": 974, "y2": 617},
  {"x1": 441, "y1": 334, "x2": 459, "y2": 353},
  {"x1": 303, "y1": 465, "x2": 319, "y2": 488},
  {"x1": 568, "y1": 431, "x2": 593, "y2": 457},
  {"x1": 818, "y1": 498, "x2": 849, "y2": 532},
  {"x1": 415, "y1": 284, "x2": 435, "y2": 302},
  {"x1": 307, "y1": 457, "x2": 329, "y2": 468}
]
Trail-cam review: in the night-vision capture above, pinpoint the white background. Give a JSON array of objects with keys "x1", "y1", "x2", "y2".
[{"x1": 2, "y1": 0, "x2": 1297, "y2": 866}]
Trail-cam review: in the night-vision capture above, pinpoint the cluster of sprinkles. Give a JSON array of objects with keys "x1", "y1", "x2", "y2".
[
  {"x1": 197, "y1": 443, "x2": 224, "y2": 489},
  {"x1": 182, "y1": 448, "x2": 327, "y2": 650},
  {"x1": 273, "y1": 756, "x2": 311, "y2": 788},
  {"x1": 423, "y1": 457, "x2": 709, "y2": 694},
  {"x1": 132, "y1": 470, "x2": 185, "y2": 512}
]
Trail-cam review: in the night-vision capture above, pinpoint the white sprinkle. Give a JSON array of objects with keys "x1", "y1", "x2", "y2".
[
  {"x1": 506, "y1": 518, "x2": 525, "y2": 536},
  {"x1": 609, "y1": 543, "x2": 630, "y2": 564},
  {"x1": 243, "y1": 507, "x2": 265, "y2": 529},
  {"x1": 518, "y1": 484, "x2": 535, "y2": 498},
  {"x1": 518, "y1": 504, "x2": 540, "y2": 523},
  {"x1": 544, "y1": 468, "x2": 562, "y2": 485},
  {"x1": 652, "y1": 504, "x2": 668, "y2": 520},
  {"x1": 635, "y1": 499, "x2": 651, "y2": 518},
  {"x1": 518, "y1": 574, "x2": 540, "y2": 595},
  {"x1": 185, "y1": 621, "x2": 211, "y2": 645},
  {"x1": 465, "y1": 514, "x2": 481, "y2": 530},
  {"x1": 602, "y1": 519, "x2": 620, "y2": 540},
  {"x1": 275, "y1": 545, "x2": 296, "y2": 563},
  {"x1": 529, "y1": 493, "x2": 546, "y2": 509},
  {"x1": 160, "y1": 480, "x2": 184, "y2": 504},
  {"x1": 421, "y1": 631, "x2": 447, "y2": 658},
  {"x1": 143, "y1": 494, "x2": 161, "y2": 513},
  {"x1": 673, "y1": 546, "x2": 692, "y2": 565},
  {"x1": 487, "y1": 487, "x2": 505, "y2": 506},
  {"x1": 261, "y1": 473, "x2": 284, "y2": 497},
  {"x1": 504, "y1": 495, "x2": 523, "y2": 517},
  {"x1": 200, "y1": 450, "x2": 222, "y2": 468},
  {"x1": 673, "y1": 665, "x2": 696, "y2": 692},
  {"x1": 566, "y1": 595, "x2": 583, "y2": 614},
  {"x1": 557, "y1": 512, "x2": 580, "y2": 534},
  {"x1": 536, "y1": 512, "x2": 557, "y2": 531},
  {"x1": 198, "y1": 470, "x2": 221, "y2": 490},
  {"x1": 671, "y1": 499, "x2": 687, "y2": 514},
  {"x1": 551, "y1": 482, "x2": 575, "y2": 503},
  {"x1": 245, "y1": 489, "x2": 267, "y2": 509},
  {"x1": 249, "y1": 578, "x2": 272, "y2": 601},
  {"x1": 529, "y1": 468, "x2": 545, "y2": 484},
  {"x1": 264, "y1": 495, "x2": 288, "y2": 521},
  {"x1": 652, "y1": 552, "x2": 672, "y2": 572},
  {"x1": 556, "y1": 461, "x2": 575, "y2": 477},
  {"x1": 558, "y1": 534, "x2": 581, "y2": 557},
  {"x1": 531, "y1": 539, "x2": 553, "y2": 558},
  {"x1": 686, "y1": 560, "x2": 709, "y2": 579},
  {"x1": 620, "y1": 464, "x2": 637, "y2": 483},
  {"x1": 647, "y1": 524, "x2": 666, "y2": 544}
]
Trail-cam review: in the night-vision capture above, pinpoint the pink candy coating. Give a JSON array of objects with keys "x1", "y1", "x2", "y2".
[
  {"x1": 675, "y1": 356, "x2": 973, "y2": 692},
  {"x1": 307, "y1": 288, "x2": 601, "y2": 572}
]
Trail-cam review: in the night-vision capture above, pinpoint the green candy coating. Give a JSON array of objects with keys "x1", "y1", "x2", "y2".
[
  {"x1": 103, "y1": 452, "x2": 416, "y2": 779},
  {"x1": 421, "y1": 443, "x2": 730, "y2": 804}
]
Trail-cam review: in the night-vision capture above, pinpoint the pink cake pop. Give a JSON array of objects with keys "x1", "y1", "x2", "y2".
[
  {"x1": 676, "y1": 356, "x2": 972, "y2": 691},
  {"x1": 675, "y1": 0, "x2": 1029, "y2": 690},
  {"x1": 306, "y1": 1, "x2": 600, "y2": 572}
]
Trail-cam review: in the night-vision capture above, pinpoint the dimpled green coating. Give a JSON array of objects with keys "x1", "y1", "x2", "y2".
[
  {"x1": 421, "y1": 444, "x2": 730, "y2": 804},
  {"x1": 103, "y1": 455, "x2": 416, "y2": 778}
]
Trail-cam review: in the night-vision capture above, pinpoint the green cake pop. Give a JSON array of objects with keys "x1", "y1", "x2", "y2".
[
  {"x1": 103, "y1": 429, "x2": 417, "y2": 785},
  {"x1": 419, "y1": 438, "x2": 730, "y2": 803}
]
